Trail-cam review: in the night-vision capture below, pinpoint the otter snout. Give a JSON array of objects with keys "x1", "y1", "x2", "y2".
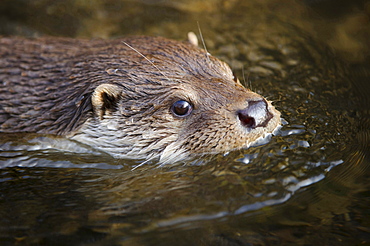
[{"x1": 238, "y1": 99, "x2": 273, "y2": 129}]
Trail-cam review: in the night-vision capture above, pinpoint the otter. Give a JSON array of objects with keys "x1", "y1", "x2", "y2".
[{"x1": 0, "y1": 36, "x2": 281, "y2": 164}]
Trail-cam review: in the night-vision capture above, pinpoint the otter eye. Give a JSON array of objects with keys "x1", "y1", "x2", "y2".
[{"x1": 171, "y1": 100, "x2": 193, "y2": 117}]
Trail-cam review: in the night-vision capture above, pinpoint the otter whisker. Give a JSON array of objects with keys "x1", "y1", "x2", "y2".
[
  {"x1": 197, "y1": 21, "x2": 210, "y2": 62},
  {"x1": 122, "y1": 41, "x2": 171, "y2": 81},
  {"x1": 131, "y1": 153, "x2": 160, "y2": 170},
  {"x1": 247, "y1": 72, "x2": 252, "y2": 91},
  {"x1": 242, "y1": 66, "x2": 246, "y2": 86}
]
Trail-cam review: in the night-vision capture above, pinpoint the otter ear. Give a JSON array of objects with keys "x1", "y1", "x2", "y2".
[
  {"x1": 187, "y1": 32, "x2": 199, "y2": 47},
  {"x1": 92, "y1": 84, "x2": 123, "y2": 119}
]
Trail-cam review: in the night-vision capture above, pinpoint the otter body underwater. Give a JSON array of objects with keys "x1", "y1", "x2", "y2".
[{"x1": 0, "y1": 36, "x2": 281, "y2": 164}]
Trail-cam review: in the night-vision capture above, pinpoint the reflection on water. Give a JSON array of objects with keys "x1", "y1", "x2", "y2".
[
  {"x1": 0, "y1": 134, "x2": 122, "y2": 169},
  {"x1": 0, "y1": 0, "x2": 369, "y2": 245}
]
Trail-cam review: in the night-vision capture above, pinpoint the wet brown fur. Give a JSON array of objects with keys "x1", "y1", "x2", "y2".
[{"x1": 0, "y1": 36, "x2": 280, "y2": 163}]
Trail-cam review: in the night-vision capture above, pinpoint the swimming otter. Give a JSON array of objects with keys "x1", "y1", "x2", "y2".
[{"x1": 0, "y1": 36, "x2": 281, "y2": 164}]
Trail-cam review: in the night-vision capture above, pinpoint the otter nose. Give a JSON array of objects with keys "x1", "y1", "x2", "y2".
[{"x1": 238, "y1": 99, "x2": 272, "y2": 129}]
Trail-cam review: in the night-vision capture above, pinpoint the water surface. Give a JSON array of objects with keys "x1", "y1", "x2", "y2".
[{"x1": 0, "y1": 0, "x2": 369, "y2": 245}]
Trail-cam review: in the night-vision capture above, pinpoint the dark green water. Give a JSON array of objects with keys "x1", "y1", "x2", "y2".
[{"x1": 0, "y1": 0, "x2": 369, "y2": 245}]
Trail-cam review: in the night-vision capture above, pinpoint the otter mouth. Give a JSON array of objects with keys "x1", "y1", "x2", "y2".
[{"x1": 249, "y1": 122, "x2": 282, "y2": 148}]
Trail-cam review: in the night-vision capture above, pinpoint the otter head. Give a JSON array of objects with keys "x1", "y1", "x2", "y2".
[{"x1": 71, "y1": 37, "x2": 281, "y2": 164}]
